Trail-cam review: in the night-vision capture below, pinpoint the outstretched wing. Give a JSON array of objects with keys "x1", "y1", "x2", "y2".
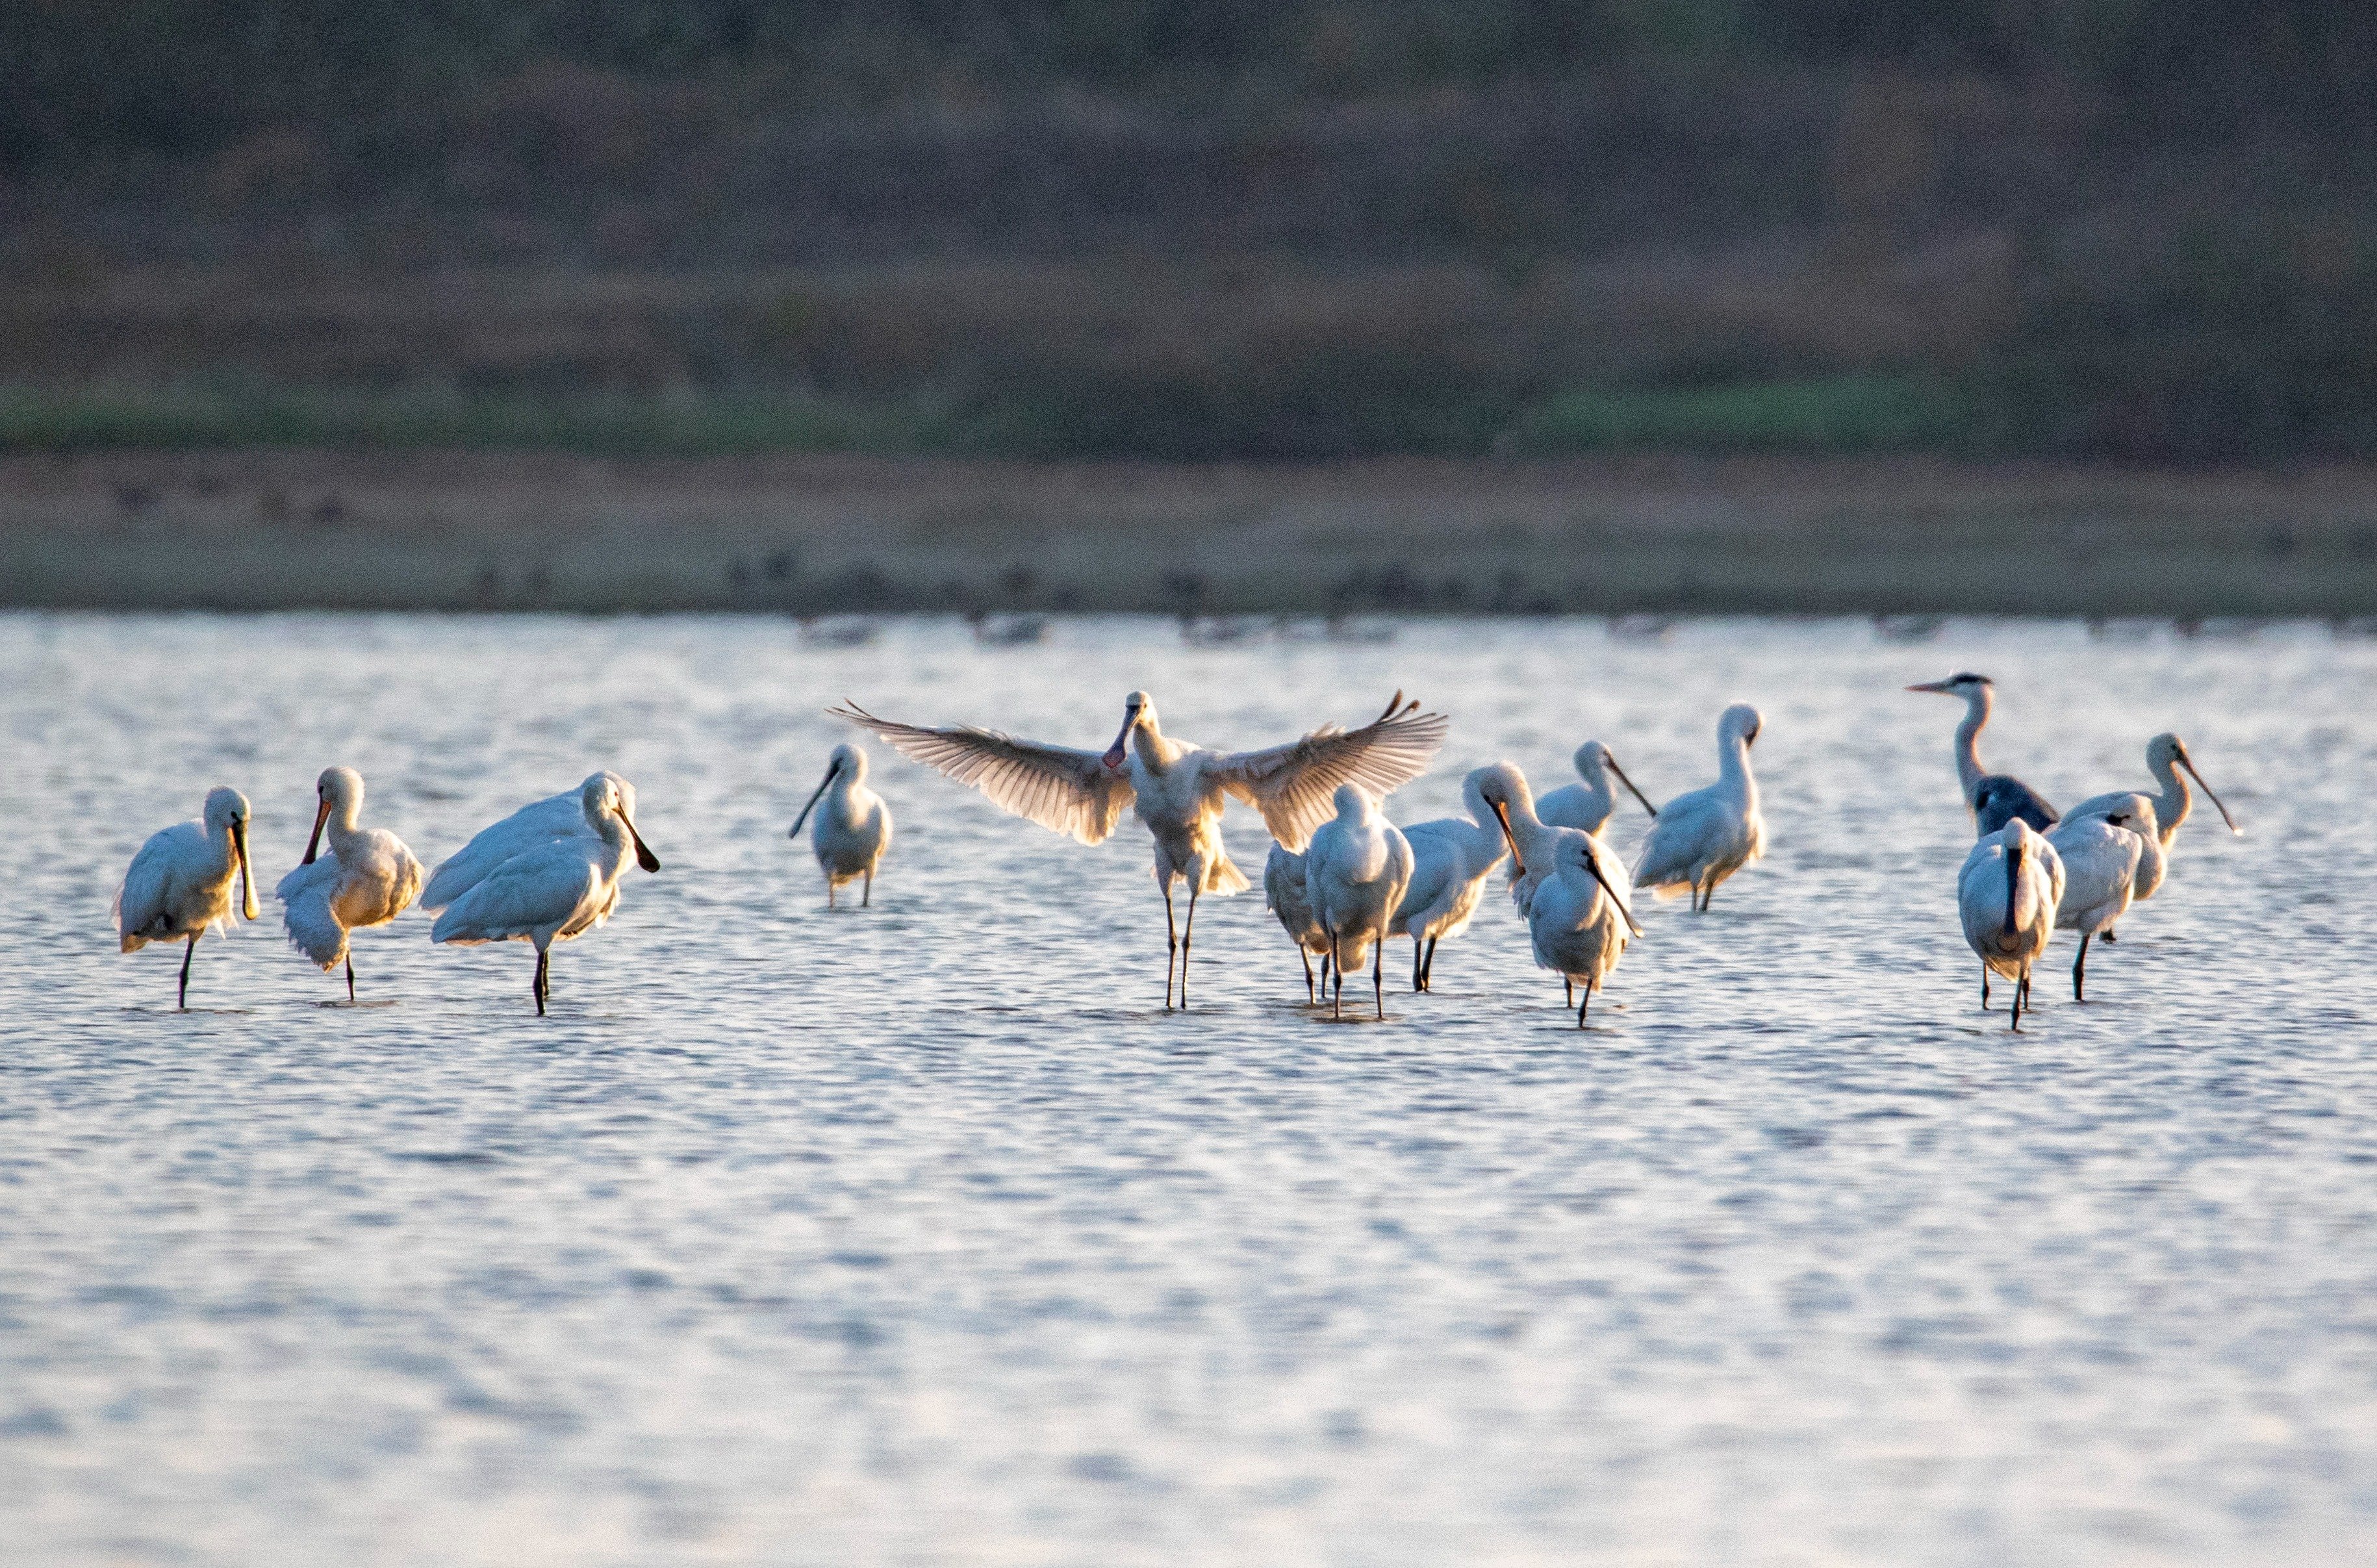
[
  {"x1": 828, "y1": 702, "x2": 1134, "y2": 846},
  {"x1": 1206, "y1": 692, "x2": 1451, "y2": 852}
]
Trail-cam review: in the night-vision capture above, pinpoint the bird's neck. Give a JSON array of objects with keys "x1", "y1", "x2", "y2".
[
  {"x1": 1132, "y1": 724, "x2": 1185, "y2": 773},
  {"x1": 1716, "y1": 735, "x2": 1757, "y2": 799},
  {"x1": 2149, "y1": 755, "x2": 2189, "y2": 841},
  {"x1": 1955, "y1": 692, "x2": 1990, "y2": 800}
]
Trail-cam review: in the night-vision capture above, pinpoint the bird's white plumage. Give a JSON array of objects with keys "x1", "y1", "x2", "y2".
[
  {"x1": 2065, "y1": 733, "x2": 2238, "y2": 902},
  {"x1": 790, "y1": 744, "x2": 893, "y2": 904},
  {"x1": 275, "y1": 766, "x2": 424, "y2": 971},
  {"x1": 116, "y1": 787, "x2": 257, "y2": 950},
  {"x1": 420, "y1": 770, "x2": 639, "y2": 912},
  {"x1": 1264, "y1": 842, "x2": 1329, "y2": 961},
  {"x1": 2049, "y1": 796, "x2": 2151, "y2": 939},
  {"x1": 1536, "y1": 741, "x2": 1656, "y2": 838},
  {"x1": 1304, "y1": 784, "x2": 1414, "y2": 1013},
  {"x1": 1521, "y1": 831, "x2": 1636, "y2": 1008},
  {"x1": 1959, "y1": 818, "x2": 2065, "y2": 983},
  {"x1": 1633, "y1": 704, "x2": 1767, "y2": 905},
  {"x1": 1392, "y1": 766, "x2": 1511, "y2": 950}
]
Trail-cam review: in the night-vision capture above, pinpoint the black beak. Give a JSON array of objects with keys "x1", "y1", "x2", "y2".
[
  {"x1": 789, "y1": 763, "x2": 837, "y2": 839},
  {"x1": 2177, "y1": 755, "x2": 2241, "y2": 835},
  {"x1": 623, "y1": 808, "x2": 660, "y2": 872},
  {"x1": 1579, "y1": 843, "x2": 1644, "y2": 938},
  {"x1": 1490, "y1": 798, "x2": 1524, "y2": 877},
  {"x1": 1606, "y1": 756, "x2": 1658, "y2": 818},
  {"x1": 301, "y1": 794, "x2": 330, "y2": 865}
]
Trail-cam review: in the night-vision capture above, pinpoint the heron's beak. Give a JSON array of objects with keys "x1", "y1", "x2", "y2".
[
  {"x1": 1101, "y1": 708, "x2": 1138, "y2": 772},
  {"x1": 1905, "y1": 679, "x2": 1952, "y2": 694},
  {"x1": 622, "y1": 808, "x2": 661, "y2": 872},
  {"x1": 789, "y1": 763, "x2": 837, "y2": 839},
  {"x1": 233, "y1": 817, "x2": 258, "y2": 920},
  {"x1": 1579, "y1": 842, "x2": 1645, "y2": 938},
  {"x1": 2177, "y1": 755, "x2": 2241, "y2": 835},
  {"x1": 1490, "y1": 798, "x2": 1523, "y2": 876},
  {"x1": 1606, "y1": 756, "x2": 1658, "y2": 818},
  {"x1": 301, "y1": 795, "x2": 331, "y2": 865}
]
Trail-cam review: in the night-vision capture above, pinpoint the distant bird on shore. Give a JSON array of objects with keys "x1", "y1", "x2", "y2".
[
  {"x1": 1907, "y1": 672, "x2": 2057, "y2": 831},
  {"x1": 967, "y1": 611, "x2": 1048, "y2": 647},
  {"x1": 115, "y1": 786, "x2": 259, "y2": 1009},
  {"x1": 1306, "y1": 785, "x2": 1414, "y2": 1020},
  {"x1": 2065, "y1": 733, "x2": 2240, "y2": 907},
  {"x1": 2048, "y1": 796, "x2": 2151, "y2": 1002},
  {"x1": 1392, "y1": 765, "x2": 1513, "y2": 992},
  {"x1": 833, "y1": 690, "x2": 1448, "y2": 1009},
  {"x1": 431, "y1": 775, "x2": 659, "y2": 1015},
  {"x1": 1959, "y1": 818, "x2": 2064, "y2": 1030},
  {"x1": 1264, "y1": 842, "x2": 1333, "y2": 1004},
  {"x1": 1633, "y1": 703, "x2": 1768, "y2": 911},
  {"x1": 1535, "y1": 740, "x2": 1659, "y2": 838},
  {"x1": 789, "y1": 743, "x2": 892, "y2": 907},
  {"x1": 276, "y1": 766, "x2": 423, "y2": 1002},
  {"x1": 420, "y1": 771, "x2": 657, "y2": 913}
]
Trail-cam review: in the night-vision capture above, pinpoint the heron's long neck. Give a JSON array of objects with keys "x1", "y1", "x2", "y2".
[
  {"x1": 2150, "y1": 753, "x2": 2189, "y2": 842},
  {"x1": 1955, "y1": 692, "x2": 1989, "y2": 800}
]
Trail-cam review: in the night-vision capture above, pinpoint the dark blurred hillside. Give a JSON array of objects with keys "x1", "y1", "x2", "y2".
[{"x1": 5, "y1": 1, "x2": 2374, "y2": 461}]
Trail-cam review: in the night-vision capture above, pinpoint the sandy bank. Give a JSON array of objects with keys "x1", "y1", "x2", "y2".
[{"x1": 3, "y1": 451, "x2": 2373, "y2": 615}]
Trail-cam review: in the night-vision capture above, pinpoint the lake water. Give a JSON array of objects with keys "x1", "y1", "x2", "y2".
[{"x1": 4, "y1": 612, "x2": 2374, "y2": 1566}]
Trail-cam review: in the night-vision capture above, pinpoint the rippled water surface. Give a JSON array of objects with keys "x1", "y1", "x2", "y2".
[{"x1": 5, "y1": 613, "x2": 2376, "y2": 1566}]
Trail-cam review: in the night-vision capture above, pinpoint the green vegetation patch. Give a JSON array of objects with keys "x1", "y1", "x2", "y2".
[{"x1": 1508, "y1": 375, "x2": 1968, "y2": 455}]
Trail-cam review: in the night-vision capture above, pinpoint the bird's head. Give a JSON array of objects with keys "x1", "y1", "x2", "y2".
[
  {"x1": 1721, "y1": 703, "x2": 1764, "y2": 746},
  {"x1": 303, "y1": 766, "x2": 363, "y2": 865},
  {"x1": 1907, "y1": 671, "x2": 1991, "y2": 698},
  {"x1": 204, "y1": 787, "x2": 259, "y2": 920},
  {"x1": 1103, "y1": 692, "x2": 1152, "y2": 770}
]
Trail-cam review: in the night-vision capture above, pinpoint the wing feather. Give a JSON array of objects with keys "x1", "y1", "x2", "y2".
[
  {"x1": 1206, "y1": 692, "x2": 1451, "y2": 852},
  {"x1": 828, "y1": 702, "x2": 1133, "y2": 845}
]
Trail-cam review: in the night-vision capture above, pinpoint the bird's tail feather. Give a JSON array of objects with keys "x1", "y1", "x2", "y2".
[{"x1": 1204, "y1": 854, "x2": 1252, "y2": 896}]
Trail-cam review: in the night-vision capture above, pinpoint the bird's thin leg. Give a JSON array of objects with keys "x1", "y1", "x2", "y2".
[
  {"x1": 2010, "y1": 965, "x2": 2024, "y2": 1032},
  {"x1": 1423, "y1": 935, "x2": 1439, "y2": 991},
  {"x1": 1702, "y1": 877, "x2": 1718, "y2": 913},
  {"x1": 1565, "y1": 976, "x2": 1575, "y2": 1007},
  {"x1": 346, "y1": 954, "x2": 355, "y2": 1004},
  {"x1": 1180, "y1": 884, "x2": 1201, "y2": 1011},
  {"x1": 1578, "y1": 981, "x2": 1591, "y2": 1029},
  {"x1": 1163, "y1": 883, "x2": 1179, "y2": 1011},
  {"x1": 178, "y1": 933, "x2": 196, "y2": 1011},
  {"x1": 1412, "y1": 935, "x2": 1425, "y2": 993},
  {"x1": 1328, "y1": 928, "x2": 1343, "y2": 1022},
  {"x1": 535, "y1": 948, "x2": 548, "y2": 1017},
  {"x1": 1981, "y1": 966, "x2": 1991, "y2": 1011},
  {"x1": 1371, "y1": 931, "x2": 1385, "y2": 1020},
  {"x1": 1300, "y1": 947, "x2": 1315, "y2": 1004},
  {"x1": 827, "y1": 876, "x2": 836, "y2": 911},
  {"x1": 2073, "y1": 932, "x2": 2091, "y2": 1002},
  {"x1": 863, "y1": 869, "x2": 872, "y2": 908}
]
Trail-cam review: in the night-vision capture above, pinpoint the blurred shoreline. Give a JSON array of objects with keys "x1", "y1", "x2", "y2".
[{"x1": 4, "y1": 449, "x2": 2373, "y2": 615}]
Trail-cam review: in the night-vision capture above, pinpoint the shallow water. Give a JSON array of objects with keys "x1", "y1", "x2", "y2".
[{"x1": 4, "y1": 612, "x2": 2374, "y2": 1567}]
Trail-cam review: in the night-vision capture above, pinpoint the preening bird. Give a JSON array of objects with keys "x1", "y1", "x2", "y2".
[
  {"x1": 275, "y1": 766, "x2": 424, "y2": 1001},
  {"x1": 1304, "y1": 784, "x2": 1415, "y2": 1020},
  {"x1": 789, "y1": 743, "x2": 892, "y2": 907},
  {"x1": 1534, "y1": 740, "x2": 1658, "y2": 837},
  {"x1": 832, "y1": 690, "x2": 1448, "y2": 1010},
  {"x1": 1958, "y1": 817, "x2": 2065, "y2": 1031},
  {"x1": 2048, "y1": 795, "x2": 2152, "y2": 1002},
  {"x1": 2065, "y1": 733, "x2": 2239, "y2": 905},
  {"x1": 1263, "y1": 842, "x2": 1332, "y2": 1004},
  {"x1": 1907, "y1": 672, "x2": 2058, "y2": 831},
  {"x1": 116, "y1": 786, "x2": 259, "y2": 1009},
  {"x1": 1633, "y1": 703, "x2": 1768, "y2": 911},
  {"x1": 1495, "y1": 803, "x2": 1642, "y2": 1028},
  {"x1": 419, "y1": 770, "x2": 655, "y2": 913},
  {"x1": 429, "y1": 775, "x2": 660, "y2": 1015},
  {"x1": 1391, "y1": 765, "x2": 1513, "y2": 991}
]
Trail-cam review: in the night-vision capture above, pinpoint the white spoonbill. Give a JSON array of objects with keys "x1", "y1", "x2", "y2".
[
  {"x1": 1907, "y1": 672, "x2": 2059, "y2": 830},
  {"x1": 1633, "y1": 703, "x2": 1768, "y2": 911},
  {"x1": 1304, "y1": 785, "x2": 1415, "y2": 1020},
  {"x1": 831, "y1": 690, "x2": 1449, "y2": 1009},
  {"x1": 788, "y1": 743, "x2": 892, "y2": 907},
  {"x1": 1494, "y1": 802, "x2": 1643, "y2": 1028},
  {"x1": 1263, "y1": 842, "x2": 1332, "y2": 1004},
  {"x1": 419, "y1": 770, "x2": 656, "y2": 913},
  {"x1": 429, "y1": 775, "x2": 660, "y2": 1015},
  {"x1": 1958, "y1": 818, "x2": 2065, "y2": 1030},
  {"x1": 2065, "y1": 733, "x2": 2240, "y2": 905},
  {"x1": 2047, "y1": 796, "x2": 2152, "y2": 1002},
  {"x1": 275, "y1": 766, "x2": 424, "y2": 1002},
  {"x1": 1391, "y1": 765, "x2": 1512, "y2": 991},
  {"x1": 115, "y1": 786, "x2": 259, "y2": 1009},
  {"x1": 1535, "y1": 741, "x2": 1659, "y2": 837}
]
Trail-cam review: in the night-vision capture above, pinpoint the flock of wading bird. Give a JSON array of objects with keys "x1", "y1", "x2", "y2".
[{"x1": 112, "y1": 665, "x2": 2241, "y2": 1028}]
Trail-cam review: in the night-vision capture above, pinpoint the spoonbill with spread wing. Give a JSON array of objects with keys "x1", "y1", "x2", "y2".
[
  {"x1": 831, "y1": 690, "x2": 1448, "y2": 1009},
  {"x1": 276, "y1": 766, "x2": 424, "y2": 1001},
  {"x1": 116, "y1": 786, "x2": 259, "y2": 1009}
]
